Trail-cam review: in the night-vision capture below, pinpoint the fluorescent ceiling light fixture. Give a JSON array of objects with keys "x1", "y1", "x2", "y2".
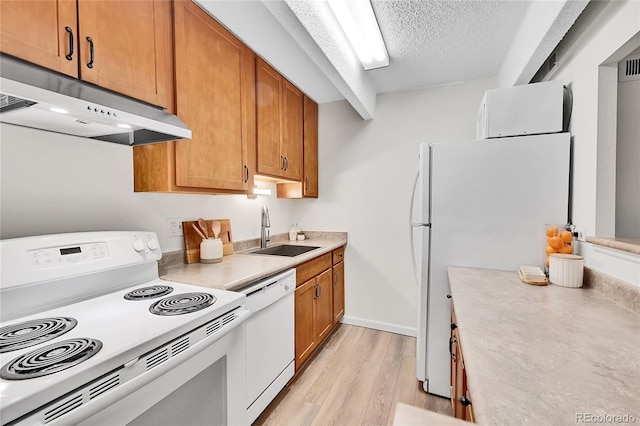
[
  {"x1": 327, "y1": 0, "x2": 389, "y2": 70},
  {"x1": 49, "y1": 107, "x2": 68, "y2": 114},
  {"x1": 117, "y1": 123, "x2": 132, "y2": 129}
]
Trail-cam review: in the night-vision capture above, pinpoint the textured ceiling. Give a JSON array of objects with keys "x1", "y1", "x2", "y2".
[
  {"x1": 196, "y1": 0, "x2": 588, "y2": 119},
  {"x1": 368, "y1": 0, "x2": 530, "y2": 94}
]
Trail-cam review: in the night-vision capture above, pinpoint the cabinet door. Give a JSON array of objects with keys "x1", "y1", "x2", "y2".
[
  {"x1": 77, "y1": 0, "x2": 173, "y2": 108},
  {"x1": 281, "y1": 80, "x2": 303, "y2": 181},
  {"x1": 256, "y1": 58, "x2": 284, "y2": 178},
  {"x1": 332, "y1": 261, "x2": 345, "y2": 325},
  {"x1": 0, "y1": 0, "x2": 77, "y2": 77},
  {"x1": 303, "y1": 96, "x2": 319, "y2": 197},
  {"x1": 315, "y1": 269, "x2": 334, "y2": 342},
  {"x1": 295, "y1": 278, "x2": 317, "y2": 370},
  {"x1": 173, "y1": 1, "x2": 252, "y2": 191}
]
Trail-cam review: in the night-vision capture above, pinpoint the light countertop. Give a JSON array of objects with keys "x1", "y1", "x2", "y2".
[
  {"x1": 448, "y1": 267, "x2": 640, "y2": 425},
  {"x1": 393, "y1": 403, "x2": 467, "y2": 425},
  {"x1": 586, "y1": 236, "x2": 640, "y2": 255},
  {"x1": 160, "y1": 236, "x2": 347, "y2": 291}
]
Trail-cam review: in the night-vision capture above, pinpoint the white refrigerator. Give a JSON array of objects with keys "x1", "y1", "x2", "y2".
[{"x1": 410, "y1": 133, "x2": 570, "y2": 397}]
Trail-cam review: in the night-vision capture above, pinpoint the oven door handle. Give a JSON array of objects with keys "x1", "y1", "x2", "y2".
[{"x1": 46, "y1": 308, "x2": 250, "y2": 426}]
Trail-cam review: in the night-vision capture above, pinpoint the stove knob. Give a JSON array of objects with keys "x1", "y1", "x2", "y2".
[
  {"x1": 147, "y1": 238, "x2": 159, "y2": 251},
  {"x1": 133, "y1": 239, "x2": 145, "y2": 252}
]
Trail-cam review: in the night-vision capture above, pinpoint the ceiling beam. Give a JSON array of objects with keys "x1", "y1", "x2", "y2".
[
  {"x1": 263, "y1": 0, "x2": 377, "y2": 120},
  {"x1": 498, "y1": 0, "x2": 590, "y2": 87}
]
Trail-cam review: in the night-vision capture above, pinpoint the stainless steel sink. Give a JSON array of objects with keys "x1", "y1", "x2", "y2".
[{"x1": 250, "y1": 244, "x2": 320, "y2": 257}]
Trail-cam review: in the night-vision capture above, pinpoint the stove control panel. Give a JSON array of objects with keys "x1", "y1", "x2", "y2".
[
  {"x1": 1, "y1": 231, "x2": 164, "y2": 290},
  {"x1": 28, "y1": 242, "x2": 109, "y2": 267}
]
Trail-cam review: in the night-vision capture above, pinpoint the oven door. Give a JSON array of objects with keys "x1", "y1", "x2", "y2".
[{"x1": 28, "y1": 309, "x2": 249, "y2": 426}]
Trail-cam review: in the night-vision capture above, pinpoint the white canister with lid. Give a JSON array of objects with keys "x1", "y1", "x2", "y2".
[
  {"x1": 549, "y1": 254, "x2": 584, "y2": 288},
  {"x1": 200, "y1": 238, "x2": 223, "y2": 263}
]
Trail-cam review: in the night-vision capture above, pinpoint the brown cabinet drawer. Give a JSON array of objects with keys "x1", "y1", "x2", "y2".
[
  {"x1": 295, "y1": 253, "x2": 332, "y2": 286},
  {"x1": 332, "y1": 246, "x2": 345, "y2": 265}
]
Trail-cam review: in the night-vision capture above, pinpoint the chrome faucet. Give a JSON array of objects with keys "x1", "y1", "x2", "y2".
[{"x1": 260, "y1": 205, "x2": 271, "y2": 248}]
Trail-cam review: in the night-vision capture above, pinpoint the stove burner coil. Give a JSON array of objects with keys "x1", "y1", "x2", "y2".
[
  {"x1": 0, "y1": 317, "x2": 78, "y2": 353},
  {"x1": 0, "y1": 338, "x2": 102, "y2": 380},
  {"x1": 149, "y1": 292, "x2": 216, "y2": 316},
  {"x1": 124, "y1": 285, "x2": 174, "y2": 300}
]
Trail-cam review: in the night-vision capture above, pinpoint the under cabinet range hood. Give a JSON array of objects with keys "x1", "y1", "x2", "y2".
[{"x1": 0, "y1": 55, "x2": 191, "y2": 145}]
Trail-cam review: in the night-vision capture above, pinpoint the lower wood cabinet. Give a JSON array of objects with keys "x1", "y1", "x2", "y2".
[
  {"x1": 451, "y1": 305, "x2": 475, "y2": 422},
  {"x1": 332, "y1": 247, "x2": 345, "y2": 325},
  {"x1": 295, "y1": 268, "x2": 332, "y2": 370},
  {"x1": 294, "y1": 246, "x2": 346, "y2": 372}
]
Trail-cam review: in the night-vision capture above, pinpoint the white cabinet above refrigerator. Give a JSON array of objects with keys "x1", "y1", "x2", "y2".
[{"x1": 476, "y1": 80, "x2": 564, "y2": 139}]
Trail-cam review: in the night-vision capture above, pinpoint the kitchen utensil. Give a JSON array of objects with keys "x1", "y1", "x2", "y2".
[
  {"x1": 212, "y1": 221, "x2": 221, "y2": 239},
  {"x1": 182, "y1": 219, "x2": 235, "y2": 263},
  {"x1": 191, "y1": 223, "x2": 206, "y2": 240},
  {"x1": 198, "y1": 218, "x2": 209, "y2": 239},
  {"x1": 549, "y1": 254, "x2": 584, "y2": 288}
]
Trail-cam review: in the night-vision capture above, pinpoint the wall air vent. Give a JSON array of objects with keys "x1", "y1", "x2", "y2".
[{"x1": 619, "y1": 56, "x2": 640, "y2": 82}]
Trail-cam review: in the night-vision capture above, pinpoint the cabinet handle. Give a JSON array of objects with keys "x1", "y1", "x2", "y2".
[
  {"x1": 460, "y1": 396, "x2": 472, "y2": 406},
  {"x1": 86, "y1": 36, "x2": 95, "y2": 69},
  {"x1": 65, "y1": 27, "x2": 74, "y2": 60},
  {"x1": 280, "y1": 156, "x2": 284, "y2": 170},
  {"x1": 284, "y1": 157, "x2": 288, "y2": 171},
  {"x1": 449, "y1": 336, "x2": 457, "y2": 360},
  {"x1": 446, "y1": 294, "x2": 452, "y2": 299},
  {"x1": 243, "y1": 165, "x2": 249, "y2": 183},
  {"x1": 334, "y1": 272, "x2": 338, "y2": 284},
  {"x1": 450, "y1": 323, "x2": 457, "y2": 330}
]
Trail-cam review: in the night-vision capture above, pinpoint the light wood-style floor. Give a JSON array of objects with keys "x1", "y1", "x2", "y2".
[{"x1": 254, "y1": 324, "x2": 452, "y2": 426}]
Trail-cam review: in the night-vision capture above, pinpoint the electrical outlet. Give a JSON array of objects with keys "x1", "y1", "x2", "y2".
[
  {"x1": 574, "y1": 228, "x2": 587, "y2": 242},
  {"x1": 168, "y1": 218, "x2": 184, "y2": 238}
]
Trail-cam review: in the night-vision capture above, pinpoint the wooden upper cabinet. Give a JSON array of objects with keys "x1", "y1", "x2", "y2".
[
  {"x1": 77, "y1": 0, "x2": 174, "y2": 108},
  {"x1": 172, "y1": 0, "x2": 253, "y2": 191},
  {"x1": 303, "y1": 96, "x2": 319, "y2": 197},
  {"x1": 133, "y1": 1, "x2": 255, "y2": 194},
  {"x1": 282, "y1": 80, "x2": 303, "y2": 181},
  {"x1": 256, "y1": 59, "x2": 283, "y2": 177},
  {"x1": 0, "y1": 0, "x2": 78, "y2": 77},
  {"x1": 1, "y1": 0, "x2": 172, "y2": 109},
  {"x1": 256, "y1": 57, "x2": 303, "y2": 181}
]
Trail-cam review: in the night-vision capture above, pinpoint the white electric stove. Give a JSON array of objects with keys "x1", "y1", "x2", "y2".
[{"x1": 0, "y1": 231, "x2": 249, "y2": 425}]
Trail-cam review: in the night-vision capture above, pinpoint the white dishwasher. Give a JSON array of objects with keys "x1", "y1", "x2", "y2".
[{"x1": 241, "y1": 268, "x2": 296, "y2": 424}]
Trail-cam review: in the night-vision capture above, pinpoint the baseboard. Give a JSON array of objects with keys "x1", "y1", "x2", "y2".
[{"x1": 341, "y1": 316, "x2": 417, "y2": 337}]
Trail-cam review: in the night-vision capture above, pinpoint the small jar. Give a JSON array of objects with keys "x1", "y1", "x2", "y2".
[{"x1": 200, "y1": 238, "x2": 223, "y2": 263}]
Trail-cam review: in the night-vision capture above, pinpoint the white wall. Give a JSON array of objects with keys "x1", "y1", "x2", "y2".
[
  {"x1": 0, "y1": 124, "x2": 296, "y2": 251},
  {"x1": 294, "y1": 78, "x2": 497, "y2": 335},
  {"x1": 545, "y1": 0, "x2": 640, "y2": 236},
  {"x1": 615, "y1": 74, "x2": 640, "y2": 238}
]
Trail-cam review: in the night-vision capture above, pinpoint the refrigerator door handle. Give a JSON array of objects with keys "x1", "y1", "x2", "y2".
[{"x1": 409, "y1": 170, "x2": 427, "y2": 286}]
